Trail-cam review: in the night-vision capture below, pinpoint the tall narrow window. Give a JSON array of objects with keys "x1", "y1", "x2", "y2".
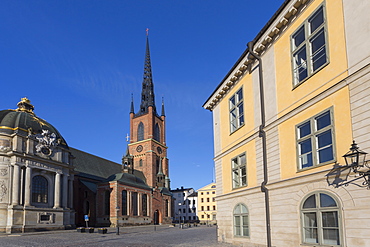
[
  {"x1": 297, "y1": 109, "x2": 334, "y2": 169},
  {"x1": 165, "y1": 200, "x2": 169, "y2": 217},
  {"x1": 122, "y1": 190, "x2": 127, "y2": 215},
  {"x1": 301, "y1": 192, "x2": 341, "y2": 246},
  {"x1": 142, "y1": 194, "x2": 148, "y2": 216},
  {"x1": 234, "y1": 203, "x2": 249, "y2": 237},
  {"x1": 137, "y1": 122, "x2": 144, "y2": 141},
  {"x1": 32, "y1": 175, "x2": 48, "y2": 203},
  {"x1": 292, "y1": 5, "x2": 328, "y2": 86},
  {"x1": 154, "y1": 123, "x2": 160, "y2": 142},
  {"x1": 104, "y1": 190, "x2": 110, "y2": 215},
  {"x1": 232, "y1": 153, "x2": 247, "y2": 189},
  {"x1": 83, "y1": 200, "x2": 90, "y2": 215},
  {"x1": 132, "y1": 192, "x2": 138, "y2": 216},
  {"x1": 229, "y1": 88, "x2": 244, "y2": 133}
]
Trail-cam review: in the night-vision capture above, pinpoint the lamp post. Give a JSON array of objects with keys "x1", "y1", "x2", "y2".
[
  {"x1": 116, "y1": 206, "x2": 120, "y2": 235},
  {"x1": 178, "y1": 202, "x2": 182, "y2": 229},
  {"x1": 343, "y1": 140, "x2": 370, "y2": 187}
]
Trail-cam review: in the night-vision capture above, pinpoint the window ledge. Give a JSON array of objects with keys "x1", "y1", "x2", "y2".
[
  {"x1": 297, "y1": 159, "x2": 336, "y2": 173},
  {"x1": 292, "y1": 61, "x2": 329, "y2": 90}
]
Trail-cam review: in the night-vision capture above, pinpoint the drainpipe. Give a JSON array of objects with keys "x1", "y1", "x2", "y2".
[{"x1": 247, "y1": 41, "x2": 271, "y2": 247}]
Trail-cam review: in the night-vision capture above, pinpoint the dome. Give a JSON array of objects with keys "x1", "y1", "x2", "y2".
[{"x1": 0, "y1": 98, "x2": 68, "y2": 149}]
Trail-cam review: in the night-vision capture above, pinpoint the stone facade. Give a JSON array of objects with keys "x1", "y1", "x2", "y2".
[{"x1": 0, "y1": 98, "x2": 75, "y2": 233}]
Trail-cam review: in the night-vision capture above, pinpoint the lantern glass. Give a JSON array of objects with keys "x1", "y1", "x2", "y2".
[{"x1": 343, "y1": 141, "x2": 367, "y2": 167}]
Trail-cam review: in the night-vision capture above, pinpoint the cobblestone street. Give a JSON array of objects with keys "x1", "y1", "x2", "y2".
[{"x1": 0, "y1": 225, "x2": 235, "y2": 247}]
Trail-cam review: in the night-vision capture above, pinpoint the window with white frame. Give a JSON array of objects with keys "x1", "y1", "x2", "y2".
[
  {"x1": 292, "y1": 5, "x2": 328, "y2": 86},
  {"x1": 301, "y1": 192, "x2": 341, "y2": 246},
  {"x1": 232, "y1": 153, "x2": 247, "y2": 189},
  {"x1": 234, "y1": 203, "x2": 249, "y2": 237},
  {"x1": 229, "y1": 88, "x2": 244, "y2": 133},
  {"x1": 297, "y1": 109, "x2": 334, "y2": 170}
]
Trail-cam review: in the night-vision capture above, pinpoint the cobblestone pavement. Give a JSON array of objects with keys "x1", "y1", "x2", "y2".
[{"x1": 0, "y1": 225, "x2": 236, "y2": 247}]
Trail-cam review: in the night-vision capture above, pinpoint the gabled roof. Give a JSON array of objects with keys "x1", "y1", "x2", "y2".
[
  {"x1": 107, "y1": 172, "x2": 151, "y2": 190},
  {"x1": 70, "y1": 147, "x2": 122, "y2": 181}
]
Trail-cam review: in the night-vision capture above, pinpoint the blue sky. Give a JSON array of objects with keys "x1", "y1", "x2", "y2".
[{"x1": 0, "y1": 0, "x2": 284, "y2": 190}]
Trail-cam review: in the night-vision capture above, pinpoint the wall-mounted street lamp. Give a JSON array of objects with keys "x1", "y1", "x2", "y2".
[{"x1": 343, "y1": 140, "x2": 370, "y2": 188}]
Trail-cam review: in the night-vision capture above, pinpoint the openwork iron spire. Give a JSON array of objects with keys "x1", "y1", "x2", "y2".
[{"x1": 138, "y1": 33, "x2": 156, "y2": 115}]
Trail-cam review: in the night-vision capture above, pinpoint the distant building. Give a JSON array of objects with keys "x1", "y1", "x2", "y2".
[
  {"x1": 204, "y1": 0, "x2": 370, "y2": 246},
  {"x1": 171, "y1": 187, "x2": 197, "y2": 223},
  {"x1": 197, "y1": 183, "x2": 216, "y2": 224}
]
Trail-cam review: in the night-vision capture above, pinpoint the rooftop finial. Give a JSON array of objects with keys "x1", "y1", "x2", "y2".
[
  {"x1": 161, "y1": 97, "x2": 165, "y2": 117},
  {"x1": 130, "y1": 93, "x2": 134, "y2": 113},
  {"x1": 146, "y1": 28, "x2": 149, "y2": 36},
  {"x1": 16, "y1": 97, "x2": 35, "y2": 115}
]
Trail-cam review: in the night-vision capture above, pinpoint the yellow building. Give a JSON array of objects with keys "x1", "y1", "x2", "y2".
[
  {"x1": 197, "y1": 183, "x2": 217, "y2": 224},
  {"x1": 203, "y1": 0, "x2": 370, "y2": 246}
]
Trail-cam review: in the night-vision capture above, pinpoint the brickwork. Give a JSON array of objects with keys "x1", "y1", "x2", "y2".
[{"x1": 74, "y1": 179, "x2": 98, "y2": 227}]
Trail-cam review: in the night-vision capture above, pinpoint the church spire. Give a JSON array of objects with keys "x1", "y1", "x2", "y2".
[
  {"x1": 161, "y1": 97, "x2": 165, "y2": 117},
  {"x1": 138, "y1": 31, "x2": 156, "y2": 115},
  {"x1": 130, "y1": 94, "x2": 134, "y2": 114}
]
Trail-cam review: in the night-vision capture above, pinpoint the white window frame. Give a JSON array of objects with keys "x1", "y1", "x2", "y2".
[
  {"x1": 301, "y1": 191, "x2": 342, "y2": 246},
  {"x1": 296, "y1": 108, "x2": 335, "y2": 170},
  {"x1": 232, "y1": 153, "x2": 247, "y2": 189},
  {"x1": 229, "y1": 87, "x2": 244, "y2": 133},
  {"x1": 233, "y1": 203, "x2": 249, "y2": 238},
  {"x1": 291, "y1": 4, "x2": 329, "y2": 87}
]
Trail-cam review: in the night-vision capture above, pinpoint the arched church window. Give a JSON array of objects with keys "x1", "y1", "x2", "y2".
[
  {"x1": 122, "y1": 190, "x2": 127, "y2": 215},
  {"x1": 83, "y1": 200, "x2": 90, "y2": 215},
  {"x1": 138, "y1": 122, "x2": 144, "y2": 141},
  {"x1": 104, "y1": 190, "x2": 110, "y2": 215},
  {"x1": 142, "y1": 194, "x2": 148, "y2": 216},
  {"x1": 32, "y1": 175, "x2": 48, "y2": 203},
  {"x1": 132, "y1": 192, "x2": 138, "y2": 216},
  {"x1": 154, "y1": 123, "x2": 160, "y2": 142},
  {"x1": 165, "y1": 199, "x2": 169, "y2": 217}
]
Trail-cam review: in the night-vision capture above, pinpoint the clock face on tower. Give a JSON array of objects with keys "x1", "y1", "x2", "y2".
[
  {"x1": 157, "y1": 146, "x2": 162, "y2": 154},
  {"x1": 136, "y1": 145, "x2": 143, "y2": 152}
]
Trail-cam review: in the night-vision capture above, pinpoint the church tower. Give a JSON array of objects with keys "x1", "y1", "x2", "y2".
[{"x1": 128, "y1": 34, "x2": 170, "y2": 190}]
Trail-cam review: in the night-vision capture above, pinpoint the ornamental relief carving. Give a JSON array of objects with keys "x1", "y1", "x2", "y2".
[
  {"x1": 0, "y1": 180, "x2": 7, "y2": 202},
  {"x1": 29, "y1": 129, "x2": 59, "y2": 157},
  {"x1": 28, "y1": 160, "x2": 61, "y2": 173},
  {"x1": 0, "y1": 168, "x2": 8, "y2": 176},
  {"x1": 0, "y1": 139, "x2": 11, "y2": 152}
]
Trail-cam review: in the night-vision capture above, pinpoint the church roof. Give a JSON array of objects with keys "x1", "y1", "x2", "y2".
[
  {"x1": 159, "y1": 187, "x2": 172, "y2": 196},
  {"x1": 70, "y1": 148, "x2": 122, "y2": 181},
  {"x1": 71, "y1": 147, "x2": 148, "y2": 185},
  {"x1": 107, "y1": 172, "x2": 151, "y2": 190},
  {"x1": 0, "y1": 98, "x2": 69, "y2": 148}
]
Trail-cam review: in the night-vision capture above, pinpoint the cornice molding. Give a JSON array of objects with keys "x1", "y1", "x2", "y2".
[{"x1": 204, "y1": 0, "x2": 310, "y2": 111}]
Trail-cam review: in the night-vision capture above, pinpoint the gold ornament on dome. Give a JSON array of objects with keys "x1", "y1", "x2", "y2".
[{"x1": 16, "y1": 97, "x2": 35, "y2": 115}]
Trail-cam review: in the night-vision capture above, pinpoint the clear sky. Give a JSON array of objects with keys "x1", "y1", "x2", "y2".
[{"x1": 0, "y1": 0, "x2": 284, "y2": 190}]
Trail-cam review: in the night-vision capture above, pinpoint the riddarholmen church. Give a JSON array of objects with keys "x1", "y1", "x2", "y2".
[{"x1": 0, "y1": 35, "x2": 172, "y2": 233}]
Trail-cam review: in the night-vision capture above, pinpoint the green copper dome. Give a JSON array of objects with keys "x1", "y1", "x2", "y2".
[{"x1": 0, "y1": 98, "x2": 68, "y2": 149}]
